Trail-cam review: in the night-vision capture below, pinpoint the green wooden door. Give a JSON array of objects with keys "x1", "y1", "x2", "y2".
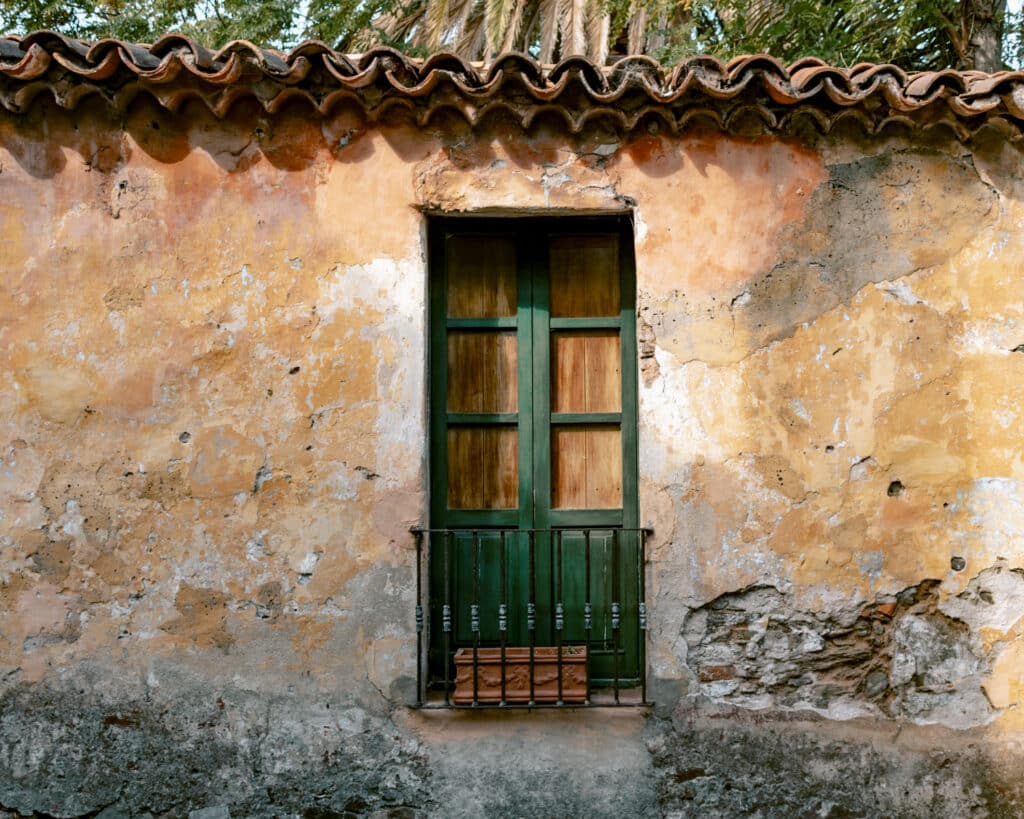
[{"x1": 428, "y1": 216, "x2": 639, "y2": 685}]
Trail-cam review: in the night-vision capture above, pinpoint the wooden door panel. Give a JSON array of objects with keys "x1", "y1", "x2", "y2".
[
  {"x1": 551, "y1": 425, "x2": 623, "y2": 509},
  {"x1": 549, "y1": 234, "x2": 619, "y2": 317},
  {"x1": 447, "y1": 426, "x2": 518, "y2": 509},
  {"x1": 447, "y1": 235, "x2": 517, "y2": 318},
  {"x1": 551, "y1": 330, "x2": 621, "y2": 413},
  {"x1": 447, "y1": 331, "x2": 518, "y2": 413}
]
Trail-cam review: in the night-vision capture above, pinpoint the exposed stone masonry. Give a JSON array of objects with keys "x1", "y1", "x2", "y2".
[{"x1": 683, "y1": 576, "x2": 1006, "y2": 724}]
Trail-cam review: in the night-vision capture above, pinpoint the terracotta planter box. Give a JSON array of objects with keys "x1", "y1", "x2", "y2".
[{"x1": 453, "y1": 646, "x2": 588, "y2": 704}]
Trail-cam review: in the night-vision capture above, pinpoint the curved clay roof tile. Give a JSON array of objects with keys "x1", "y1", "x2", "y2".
[
  {"x1": 176, "y1": 51, "x2": 244, "y2": 84},
  {"x1": 724, "y1": 53, "x2": 788, "y2": 76},
  {"x1": 821, "y1": 77, "x2": 875, "y2": 107},
  {"x1": 905, "y1": 70, "x2": 967, "y2": 97},
  {"x1": 19, "y1": 30, "x2": 91, "y2": 58},
  {"x1": 948, "y1": 94, "x2": 1002, "y2": 116},
  {"x1": 285, "y1": 40, "x2": 336, "y2": 66},
  {"x1": 148, "y1": 34, "x2": 215, "y2": 69},
  {"x1": 419, "y1": 52, "x2": 480, "y2": 82},
  {"x1": 360, "y1": 47, "x2": 419, "y2": 85},
  {"x1": 964, "y1": 71, "x2": 1024, "y2": 97},
  {"x1": 52, "y1": 48, "x2": 121, "y2": 80},
  {"x1": 324, "y1": 54, "x2": 383, "y2": 88},
  {"x1": 482, "y1": 52, "x2": 545, "y2": 88},
  {"x1": 109, "y1": 40, "x2": 162, "y2": 70},
  {"x1": 119, "y1": 50, "x2": 184, "y2": 82},
  {"x1": 1, "y1": 33, "x2": 1023, "y2": 140},
  {"x1": 849, "y1": 63, "x2": 908, "y2": 84},
  {"x1": 0, "y1": 41, "x2": 51, "y2": 80},
  {"x1": 789, "y1": 64, "x2": 849, "y2": 91},
  {"x1": 548, "y1": 55, "x2": 608, "y2": 92}
]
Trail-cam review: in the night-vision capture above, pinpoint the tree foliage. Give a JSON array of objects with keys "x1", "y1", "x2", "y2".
[
  {"x1": 0, "y1": 0, "x2": 1020, "y2": 71},
  {"x1": 632, "y1": 0, "x2": 1015, "y2": 71},
  {"x1": 0, "y1": 0, "x2": 299, "y2": 47}
]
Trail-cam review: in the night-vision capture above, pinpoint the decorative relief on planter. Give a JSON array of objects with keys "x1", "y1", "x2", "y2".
[{"x1": 453, "y1": 646, "x2": 588, "y2": 704}]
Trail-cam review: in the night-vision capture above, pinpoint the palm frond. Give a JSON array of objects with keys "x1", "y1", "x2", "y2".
[
  {"x1": 501, "y1": 0, "x2": 526, "y2": 52},
  {"x1": 538, "y1": 0, "x2": 561, "y2": 61},
  {"x1": 448, "y1": 0, "x2": 477, "y2": 50},
  {"x1": 563, "y1": 0, "x2": 586, "y2": 55},
  {"x1": 424, "y1": 0, "x2": 451, "y2": 47},
  {"x1": 485, "y1": 0, "x2": 514, "y2": 56},
  {"x1": 586, "y1": 0, "x2": 608, "y2": 63},
  {"x1": 457, "y1": 3, "x2": 488, "y2": 57}
]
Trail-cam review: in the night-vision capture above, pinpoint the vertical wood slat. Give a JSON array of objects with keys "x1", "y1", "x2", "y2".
[
  {"x1": 448, "y1": 426, "x2": 518, "y2": 509},
  {"x1": 447, "y1": 236, "x2": 517, "y2": 318},
  {"x1": 551, "y1": 331, "x2": 621, "y2": 413},
  {"x1": 447, "y1": 331, "x2": 518, "y2": 413},
  {"x1": 549, "y1": 235, "x2": 620, "y2": 317},
  {"x1": 551, "y1": 425, "x2": 622, "y2": 509}
]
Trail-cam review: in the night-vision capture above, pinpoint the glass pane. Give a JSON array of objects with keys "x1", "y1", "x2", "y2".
[
  {"x1": 549, "y1": 235, "x2": 619, "y2": 317},
  {"x1": 551, "y1": 425, "x2": 622, "y2": 509},
  {"x1": 448, "y1": 331, "x2": 517, "y2": 413},
  {"x1": 551, "y1": 331, "x2": 620, "y2": 413},
  {"x1": 448, "y1": 426, "x2": 518, "y2": 509},
  {"x1": 447, "y1": 235, "x2": 517, "y2": 318}
]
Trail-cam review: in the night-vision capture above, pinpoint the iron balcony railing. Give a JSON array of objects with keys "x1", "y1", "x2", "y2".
[{"x1": 411, "y1": 527, "x2": 652, "y2": 709}]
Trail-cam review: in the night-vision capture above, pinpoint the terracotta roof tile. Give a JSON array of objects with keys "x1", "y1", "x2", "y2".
[{"x1": 2, "y1": 31, "x2": 1023, "y2": 139}]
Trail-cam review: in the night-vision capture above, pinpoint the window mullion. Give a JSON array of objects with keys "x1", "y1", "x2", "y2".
[
  {"x1": 619, "y1": 220, "x2": 639, "y2": 531},
  {"x1": 530, "y1": 232, "x2": 552, "y2": 533},
  {"x1": 428, "y1": 226, "x2": 449, "y2": 529},
  {"x1": 516, "y1": 231, "x2": 536, "y2": 533}
]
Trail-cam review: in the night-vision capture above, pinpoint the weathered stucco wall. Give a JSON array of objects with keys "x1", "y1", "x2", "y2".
[{"x1": 2, "y1": 95, "x2": 1024, "y2": 817}]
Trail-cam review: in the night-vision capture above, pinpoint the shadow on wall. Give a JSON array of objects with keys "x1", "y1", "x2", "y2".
[
  {"x1": 0, "y1": 94, "x2": 395, "y2": 179},
  {"x1": 0, "y1": 92, "x2": 632, "y2": 181}
]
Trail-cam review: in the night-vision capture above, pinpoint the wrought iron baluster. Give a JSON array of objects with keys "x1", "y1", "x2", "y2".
[
  {"x1": 555, "y1": 529, "x2": 564, "y2": 705},
  {"x1": 528, "y1": 529, "x2": 536, "y2": 706},
  {"x1": 471, "y1": 529, "x2": 480, "y2": 707},
  {"x1": 612, "y1": 528, "x2": 621, "y2": 704},
  {"x1": 443, "y1": 530, "x2": 453, "y2": 706},
  {"x1": 499, "y1": 529, "x2": 507, "y2": 707},
  {"x1": 414, "y1": 529, "x2": 424, "y2": 707},
  {"x1": 584, "y1": 528, "x2": 592, "y2": 705},
  {"x1": 640, "y1": 528, "x2": 649, "y2": 706}
]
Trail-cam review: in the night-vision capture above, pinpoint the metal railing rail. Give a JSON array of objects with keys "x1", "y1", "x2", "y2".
[{"x1": 411, "y1": 527, "x2": 652, "y2": 709}]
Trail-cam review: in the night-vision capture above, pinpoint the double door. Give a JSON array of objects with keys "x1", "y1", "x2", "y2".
[{"x1": 428, "y1": 216, "x2": 639, "y2": 683}]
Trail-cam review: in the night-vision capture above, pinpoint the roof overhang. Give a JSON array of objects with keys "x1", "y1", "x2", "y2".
[{"x1": 3, "y1": 31, "x2": 1024, "y2": 141}]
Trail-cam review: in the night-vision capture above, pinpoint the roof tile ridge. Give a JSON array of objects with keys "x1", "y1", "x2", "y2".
[
  {"x1": 723, "y1": 53, "x2": 789, "y2": 80},
  {"x1": 481, "y1": 52, "x2": 545, "y2": 87},
  {"x1": 212, "y1": 39, "x2": 311, "y2": 82},
  {"x1": 51, "y1": 46, "x2": 122, "y2": 80},
  {"x1": 904, "y1": 68, "x2": 969, "y2": 97},
  {"x1": 0, "y1": 40, "x2": 51, "y2": 80},
  {"x1": 93, "y1": 38, "x2": 162, "y2": 71},
  {"x1": 18, "y1": 30, "x2": 91, "y2": 58},
  {"x1": 604, "y1": 55, "x2": 665, "y2": 97},
  {"x1": 149, "y1": 33, "x2": 216, "y2": 70},
  {"x1": 548, "y1": 54, "x2": 608, "y2": 92},
  {"x1": 963, "y1": 69, "x2": 1024, "y2": 97},
  {"x1": 666, "y1": 55, "x2": 729, "y2": 96},
  {"x1": 285, "y1": 39, "x2": 337, "y2": 73}
]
